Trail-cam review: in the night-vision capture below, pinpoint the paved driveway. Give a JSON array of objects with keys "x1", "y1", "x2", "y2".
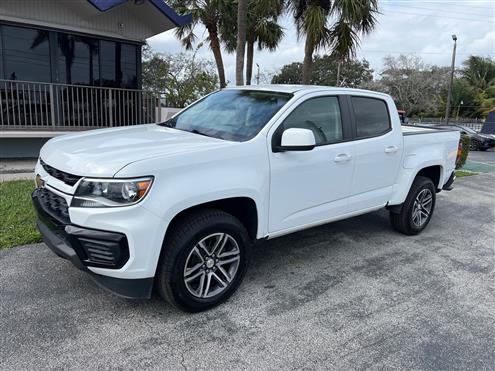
[{"x1": 1, "y1": 174, "x2": 494, "y2": 370}]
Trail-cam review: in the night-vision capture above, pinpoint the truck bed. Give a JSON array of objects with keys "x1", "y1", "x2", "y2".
[{"x1": 401, "y1": 125, "x2": 458, "y2": 136}]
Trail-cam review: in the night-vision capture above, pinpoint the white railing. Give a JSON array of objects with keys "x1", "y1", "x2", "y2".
[{"x1": 0, "y1": 79, "x2": 161, "y2": 130}]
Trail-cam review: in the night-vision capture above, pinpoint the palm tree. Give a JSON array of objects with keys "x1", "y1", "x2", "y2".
[
  {"x1": 236, "y1": 0, "x2": 248, "y2": 85},
  {"x1": 223, "y1": 0, "x2": 284, "y2": 85},
  {"x1": 171, "y1": 1, "x2": 235, "y2": 88},
  {"x1": 245, "y1": 0, "x2": 284, "y2": 85},
  {"x1": 289, "y1": 0, "x2": 379, "y2": 85}
]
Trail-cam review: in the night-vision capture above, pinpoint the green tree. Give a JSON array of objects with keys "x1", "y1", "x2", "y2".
[
  {"x1": 223, "y1": 0, "x2": 284, "y2": 85},
  {"x1": 461, "y1": 56, "x2": 495, "y2": 117},
  {"x1": 462, "y1": 56, "x2": 495, "y2": 91},
  {"x1": 449, "y1": 78, "x2": 477, "y2": 119},
  {"x1": 170, "y1": 0, "x2": 235, "y2": 88},
  {"x1": 245, "y1": 0, "x2": 284, "y2": 85},
  {"x1": 367, "y1": 55, "x2": 450, "y2": 117},
  {"x1": 271, "y1": 55, "x2": 372, "y2": 87},
  {"x1": 142, "y1": 46, "x2": 218, "y2": 108},
  {"x1": 288, "y1": 0, "x2": 378, "y2": 84}
]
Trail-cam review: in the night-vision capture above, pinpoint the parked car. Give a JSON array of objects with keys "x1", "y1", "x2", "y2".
[
  {"x1": 32, "y1": 86, "x2": 460, "y2": 312},
  {"x1": 430, "y1": 124, "x2": 495, "y2": 151}
]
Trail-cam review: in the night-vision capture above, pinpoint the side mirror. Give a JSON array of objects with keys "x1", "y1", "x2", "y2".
[{"x1": 274, "y1": 128, "x2": 316, "y2": 152}]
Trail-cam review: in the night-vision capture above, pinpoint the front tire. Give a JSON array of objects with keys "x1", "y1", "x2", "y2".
[
  {"x1": 156, "y1": 209, "x2": 251, "y2": 312},
  {"x1": 390, "y1": 176, "x2": 436, "y2": 235}
]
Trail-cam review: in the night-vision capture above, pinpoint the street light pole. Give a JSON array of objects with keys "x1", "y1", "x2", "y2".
[
  {"x1": 456, "y1": 100, "x2": 463, "y2": 121},
  {"x1": 445, "y1": 34, "x2": 457, "y2": 124}
]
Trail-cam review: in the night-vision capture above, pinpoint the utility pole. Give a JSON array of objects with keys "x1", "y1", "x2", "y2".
[
  {"x1": 445, "y1": 34, "x2": 457, "y2": 124},
  {"x1": 256, "y1": 63, "x2": 260, "y2": 85}
]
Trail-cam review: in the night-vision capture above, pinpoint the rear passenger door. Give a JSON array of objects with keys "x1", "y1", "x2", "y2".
[{"x1": 347, "y1": 96, "x2": 403, "y2": 212}]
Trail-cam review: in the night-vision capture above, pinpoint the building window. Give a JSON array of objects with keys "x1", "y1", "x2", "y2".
[
  {"x1": 0, "y1": 23, "x2": 139, "y2": 89},
  {"x1": 100, "y1": 40, "x2": 117, "y2": 87},
  {"x1": 121, "y1": 44, "x2": 137, "y2": 89},
  {"x1": 57, "y1": 34, "x2": 99, "y2": 85},
  {"x1": 100, "y1": 41, "x2": 137, "y2": 89},
  {"x1": 2, "y1": 25, "x2": 51, "y2": 82}
]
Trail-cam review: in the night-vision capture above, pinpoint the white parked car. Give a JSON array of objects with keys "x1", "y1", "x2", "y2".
[{"x1": 33, "y1": 85, "x2": 460, "y2": 312}]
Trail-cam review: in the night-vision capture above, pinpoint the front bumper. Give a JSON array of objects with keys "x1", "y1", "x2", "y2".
[{"x1": 32, "y1": 188, "x2": 153, "y2": 299}]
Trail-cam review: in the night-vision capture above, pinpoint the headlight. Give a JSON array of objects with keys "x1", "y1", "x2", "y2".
[{"x1": 71, "y1": 177, "x2": 153, "y2": 208}]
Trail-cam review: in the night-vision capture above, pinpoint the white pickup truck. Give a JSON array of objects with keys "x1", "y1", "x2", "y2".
[{"x1": 33, "y1": 85, "x2": 460, "y2": 312}]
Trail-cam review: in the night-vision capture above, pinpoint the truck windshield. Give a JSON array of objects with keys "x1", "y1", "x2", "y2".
[{"x1": 159, "y1": 90, "x2": 292, "y2": 142}]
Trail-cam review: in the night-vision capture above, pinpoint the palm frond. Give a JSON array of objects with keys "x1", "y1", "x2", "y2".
[{"x1": 329, "y1": 20, "x2": 359, "y2": 60}]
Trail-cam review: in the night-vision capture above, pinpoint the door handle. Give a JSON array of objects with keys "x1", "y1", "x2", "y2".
[
  {"x1": 334, "y1": 153, "x2": 352, "y2": 163},
  {"x1": 384, "y1": 145, "x2": 399, "y2": 154}
]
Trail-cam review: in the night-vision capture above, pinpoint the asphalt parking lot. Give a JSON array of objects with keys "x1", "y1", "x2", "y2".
[{"x1": 1, "y1": 172, "x2": 494, "y2": 370}]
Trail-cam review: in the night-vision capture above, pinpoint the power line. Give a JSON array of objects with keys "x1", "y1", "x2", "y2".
[
  {"x1": 381, "y1": 4, "x2": 494, "y2": 18},
  {"x1": 359, "y1": 50, "x2": 481, "y2": 55},
  {"x1": 383, "y1": 10, "x2": 495, "y2": 23},
  {"x1": 379, "y1": 0, "x2": 495, "y2": 11}
]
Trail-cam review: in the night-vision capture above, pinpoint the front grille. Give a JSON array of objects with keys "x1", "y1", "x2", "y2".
[
  {"x1": 37, "y1": 188, "x2": 70, "y2": 224},
  {"x1": 40, "y1": 159, "x2": 82, "y2": 186}
]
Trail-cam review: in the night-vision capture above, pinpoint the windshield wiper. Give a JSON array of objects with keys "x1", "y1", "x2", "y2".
[
  {"x1": 159, "y1": 118, "x2": 176, "y2": 128},
  {"x1": 190, "y1": 129, "x2": 212, "y2": 138}
]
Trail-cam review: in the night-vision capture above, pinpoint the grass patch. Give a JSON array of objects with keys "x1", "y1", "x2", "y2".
[
  {"x1": 455, "y1": 170, "x2": 478, "y2": 177},
  {"x1": 0, "y1": 180, "x2": 41, "y2": 249}
]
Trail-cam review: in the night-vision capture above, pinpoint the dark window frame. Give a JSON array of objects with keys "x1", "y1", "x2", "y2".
[
  {"x1": 347, "y1": 95, "x2": 392, "y2": 140},
  {"x1": 0, "y1": 21, "x2": 142, "y2": 89},
  {"x1": 271, "y1": 94, "x2": 353, "y2": 151}
]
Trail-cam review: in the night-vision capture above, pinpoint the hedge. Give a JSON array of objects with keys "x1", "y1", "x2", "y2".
[{"x1": 456, "y1": 135, "x2": 471, "y2": 169}]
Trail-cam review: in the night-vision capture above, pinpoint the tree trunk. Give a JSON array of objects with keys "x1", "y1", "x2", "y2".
[
  {"x1": 302, "y1": 37, "x2": 314, "y2": 85},
  {"x1": 207, "y1": 25, "x2": 226, "y2": 88},
  {"x1": 336, "y1": 61, "x2": 341, "y2": 86},
  {"x1": 245, "y1": 37, "x2": 255, "y2": 85},
  {"x1": 236, "y1": 0, "x2": 248, "y2": 85}
]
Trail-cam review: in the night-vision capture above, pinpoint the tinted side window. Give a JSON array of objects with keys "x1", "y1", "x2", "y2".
[
  {"x1": 352, "y1": 97, "x2": 390, "y2": 138},
  {"x1": 281, "y1": 97, "x2": 343, "y2": 145}
]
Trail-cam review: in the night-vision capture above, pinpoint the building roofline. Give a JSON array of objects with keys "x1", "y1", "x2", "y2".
[{"x1": 87, "y1": 0, "x2": 191, "y2": 26}]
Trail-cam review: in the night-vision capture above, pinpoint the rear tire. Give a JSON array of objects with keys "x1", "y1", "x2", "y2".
[
  {"x1": 156, "y1": 209, "x2": 251, "y2": 312},
  {"x1": 390, "y1": 176, "x2": 436, "y2": 235}
]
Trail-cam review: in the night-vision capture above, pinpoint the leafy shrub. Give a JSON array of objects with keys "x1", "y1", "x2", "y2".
[{"x1": 456, "y1": 135, "x2": 471, "y2": 169}]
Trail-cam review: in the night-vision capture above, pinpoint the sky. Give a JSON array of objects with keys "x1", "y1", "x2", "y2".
[{"x1": 148, "y1": 0, "x2": 495, "y2": 84}]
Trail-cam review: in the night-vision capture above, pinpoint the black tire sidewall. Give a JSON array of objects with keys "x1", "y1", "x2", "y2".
[
  {"x1": 406, "y1": 179, "x2": 436, "y2": 233},
  {"x1": 168, "y1": 217, "x2": 250, "y2": 312}
]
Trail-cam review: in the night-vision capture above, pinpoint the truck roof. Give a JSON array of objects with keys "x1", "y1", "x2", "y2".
[{"x1": 224, "y1": 84, "x2": 390, "y2": 97}]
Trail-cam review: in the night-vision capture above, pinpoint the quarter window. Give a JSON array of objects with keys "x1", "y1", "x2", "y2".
[
  {"x1": 352, "y1": 97, "x2": 390, "y2": 138},
  {"x1": 280, "y1": 97, "x2": 343, "y2": 145}
]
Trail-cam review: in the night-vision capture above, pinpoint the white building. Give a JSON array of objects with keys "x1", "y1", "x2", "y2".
[{"x1": 0, "y1": 0, "x2": 189, "y2": 157}]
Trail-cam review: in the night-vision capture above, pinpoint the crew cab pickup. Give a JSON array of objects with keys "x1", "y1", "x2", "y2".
[{"x1": 32, "y1": 85, "x2": 460, "y2": 312}]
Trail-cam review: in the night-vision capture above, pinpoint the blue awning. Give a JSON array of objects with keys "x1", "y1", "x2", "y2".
[{"x1": 87, "y1": 0, "x2": 191, "y2": 26}]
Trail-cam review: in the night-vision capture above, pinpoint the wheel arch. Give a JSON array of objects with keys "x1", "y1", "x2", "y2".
[
  {"x1": 388, "y1": 164, "x2": 443, "y2": 213},
  {"x1": 416, "y1": 165, "x2": 443, "y2": 190},
  {"x1": 164, "y1": 197, "x2": 259, "y2": 244}
]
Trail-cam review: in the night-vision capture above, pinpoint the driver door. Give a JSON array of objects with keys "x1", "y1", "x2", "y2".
[{"x1": 268, "y1": 95, "x2": 355, "y2": 235}]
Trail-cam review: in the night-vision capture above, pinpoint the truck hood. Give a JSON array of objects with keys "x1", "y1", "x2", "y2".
[{"x1": 40, "y1": 124, "x2": 233, "y2": 177}]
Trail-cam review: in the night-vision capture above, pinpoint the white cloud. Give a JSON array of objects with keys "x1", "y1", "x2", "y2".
[{"x1": 148, "y1": 0, "x2": 495, "y2": 84}]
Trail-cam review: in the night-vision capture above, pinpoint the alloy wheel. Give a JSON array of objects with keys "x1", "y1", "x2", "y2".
[
  {"x1": 183, "y1": 233, "x2": 241, "y2": 298},
  {"x1": 411, "y1": 188, "x2": 433, "y2": 227}
]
